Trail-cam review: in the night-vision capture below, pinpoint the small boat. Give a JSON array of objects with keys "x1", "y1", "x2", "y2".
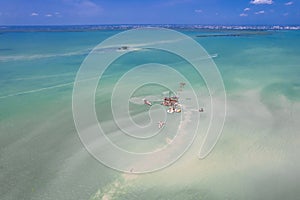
[
  {"x1": 158, "y1": 121, "x2": 166, "y2": 129},
  {"x1": 180, "y1": 82, "x2": 186, "y2": 87},
  {"x1": 118, "y1": 46, "x2": 129, "y2": 51},
  {"x1": 175, "y1": 108, "x2": 181, "y2": 113},
  {"x1": 143, "y1": 99, "x2": 152, "y2": 106},
  {"x1": 174, "y1": 104, "x2": 182, "y2": 113},
  {"x1": 167, "y1": 107, "x2": 174, "y2": 114}
]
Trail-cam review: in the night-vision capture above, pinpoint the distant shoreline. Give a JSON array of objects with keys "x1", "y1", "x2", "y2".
[{"x1": 0, "y1": 24, "x2": 300, "y2": 33}]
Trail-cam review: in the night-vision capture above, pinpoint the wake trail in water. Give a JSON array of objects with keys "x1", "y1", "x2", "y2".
[
  {"x1": 0, "y1": 82, "x2": 74, "y2": 99},
  {"x1": 0, "y1": 77, "x2": 99, "y2": 99},
  {"x1": 10, "y1": 73, "x2": 76, "y2": 81},
  {"x1": 0, "y1": 49, "x2": 90, "y2": 62}
]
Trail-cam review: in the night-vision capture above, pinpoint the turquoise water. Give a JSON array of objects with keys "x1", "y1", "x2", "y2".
[{"x1": 0, "y1": 28, "x2": 300, "y2": 200}]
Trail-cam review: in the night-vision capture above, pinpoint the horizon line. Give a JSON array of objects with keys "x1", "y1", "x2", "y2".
[{"x1": 1, "y1": 23, "x2": 300, "y2": 27}]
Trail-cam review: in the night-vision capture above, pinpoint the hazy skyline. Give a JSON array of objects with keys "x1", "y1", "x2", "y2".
[{"x1": 0, "y1": 0, "x2": 299, "y2": 25}]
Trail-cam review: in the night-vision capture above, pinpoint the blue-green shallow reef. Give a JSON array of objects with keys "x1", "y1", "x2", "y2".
[{"x1": 0, "y1": 28, "x2": 300, "y2": 200}]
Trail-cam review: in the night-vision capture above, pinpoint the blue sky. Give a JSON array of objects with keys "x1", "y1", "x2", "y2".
[{"x1": 0, "y1": 0, "x2": 299, "y2": 25}]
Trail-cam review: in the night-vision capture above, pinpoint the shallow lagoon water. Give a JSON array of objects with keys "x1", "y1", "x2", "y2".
[{"x1": 0, "y1": 28, "x2": 300, "y2": 200}]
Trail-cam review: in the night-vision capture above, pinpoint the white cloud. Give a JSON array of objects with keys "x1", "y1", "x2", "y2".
[
  {"x1": 250, "y1": 0, "x2": 273, "y2": 5},
  {"x1": 63, "y1": 0, "x2": 102, "y2": 17},
  {"x1": 255, "y1": 10, "x2": 265, "y2": 14},
  {"x1": 240, "y1": 13, "x2": 248, "y2": 17},
  {"x1": 45, "y1": 14, "x2": 52, "y2": 17},
  {"x1": 31, "y1": 12, "x2": 39, "y2": 16},
  {"x1": 244, "y1": 8, "x2": 251, "y2": 11},
  {"x1": 195, "y1": 9, "x2": 202, "y2": 13},
  {"x1": 283, "y1": 12, "x2": 289, "y2": 16},
  {"x1": 285, "y1": 1, "x2": 293, "y2": 5}
]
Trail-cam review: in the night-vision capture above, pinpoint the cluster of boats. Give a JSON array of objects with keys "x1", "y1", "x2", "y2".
[
  {"x1": 162, "y1": 97, "x2": 182, "y2": 114},
  {"x1": 140, "y1": 83, "x2": 206, "y2": 129},
  {"x1": 141, "y1": 83, "x2": 187, "y2": 129},
  {"x1": 144, "y1": 95, "x2": 182, "y2": 114},
  {"x1": 143, "y1": 96, "x2": 181, "y2": 129}
]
